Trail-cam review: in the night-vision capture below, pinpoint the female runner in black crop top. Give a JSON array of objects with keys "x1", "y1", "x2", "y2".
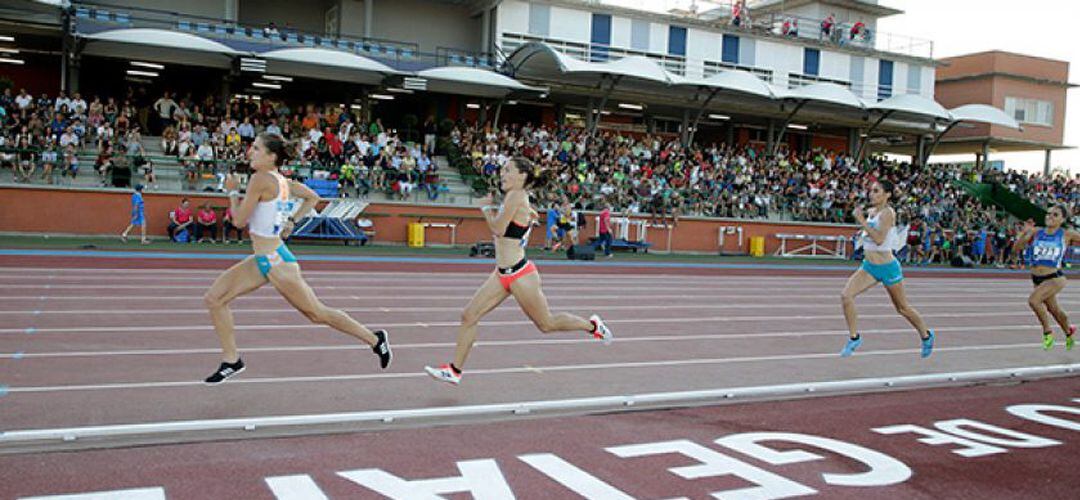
[{"x1": 425, "y1": 156, "x2": 613, "y2": 385}]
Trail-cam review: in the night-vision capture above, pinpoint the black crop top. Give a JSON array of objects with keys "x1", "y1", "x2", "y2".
[{"x1": 503, "y1": 221, "x2": 529, "y2": 239}]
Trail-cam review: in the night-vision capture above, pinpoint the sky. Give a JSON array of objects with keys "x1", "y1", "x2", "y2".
[{"x1": 602, "y1": 0, "x2": 1080, "y2": 174}]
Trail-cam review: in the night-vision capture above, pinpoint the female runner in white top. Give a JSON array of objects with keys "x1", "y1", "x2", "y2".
[{"x1": 202, "y1": 132, "x2": 391, "y2": 384}]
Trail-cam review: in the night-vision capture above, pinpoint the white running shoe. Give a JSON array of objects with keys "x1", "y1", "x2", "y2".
[
  {"x1": 425, "y1": 364, "x2": 462, "y2": 385},
  {"x1": 590, "y1": 314, "x2": 614, "y2": 345}
]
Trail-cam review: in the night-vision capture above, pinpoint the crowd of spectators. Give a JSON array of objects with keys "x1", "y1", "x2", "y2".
[
  {"x1": 449, "y1": 122, "x2": 1080, "y2": 266},
  {"x1": 0, "y1": 87, "x2": 448, "y2": 199},
  {"x1": 4, "y1": 88, "x2": 1080, "y2": 264}
]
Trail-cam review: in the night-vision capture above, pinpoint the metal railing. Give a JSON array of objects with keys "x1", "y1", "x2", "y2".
[
  {"x1": 695, "y1": 1, "x2": 934, "y2": 59},
  {"x1": 69, "y1": 0, "x2": 509, "y2": 71}
]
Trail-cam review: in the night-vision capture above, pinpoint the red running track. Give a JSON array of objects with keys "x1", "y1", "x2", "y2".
[
  {"x1": 0, "y1": 376, "x2": 1077, "y2": 499},
  {"x1": 0, "y1": 254, "x2": 1077, "y2": 435}
]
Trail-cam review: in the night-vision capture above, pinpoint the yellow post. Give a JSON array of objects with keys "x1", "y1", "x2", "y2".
[
  {"x1": 408, "y1": 223, "x2": 425, "y2": 248},
  {"x1": 750, "y1": 236, "x2": 765, "y2": 257}
]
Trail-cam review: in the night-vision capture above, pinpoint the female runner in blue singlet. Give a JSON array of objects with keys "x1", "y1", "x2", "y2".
[
  {"x1": 425, "y1": 156, "x2": 613, "y2": 385},
  {"x1": 840, "y1": 180, "x2": 935, "y2": 358},
  {"x1": 201, "y1": 132, "x2": 392, "y2": 384},
  {"x1": 1013, "y1": 205, "x2": 1077, "y2": 350}
]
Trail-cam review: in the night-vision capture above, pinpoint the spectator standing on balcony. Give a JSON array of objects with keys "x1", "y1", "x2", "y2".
[
  {"x1": 120, "y1": 184, "x2": 149, "y2": 244},
  {"x1": 14, "y1": 136, "x2": 33, "y2": 183},
  {"x1": 840, "y1": 181, "x2": 935, "y2": 358},
  {"x1": 14, "y1": 88, "x2": 32, "y2": 111},
  {"x1": 821, "y1": 13, "x2": 835, "y2": 39}
]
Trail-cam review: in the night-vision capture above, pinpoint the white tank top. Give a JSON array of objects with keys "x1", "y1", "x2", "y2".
[
  {"x1": 248, "y1": 172, "x2": 296, "y2": 238},
  {"x1": 861, "y1": 209, "x2": 903, "y2": 252}
]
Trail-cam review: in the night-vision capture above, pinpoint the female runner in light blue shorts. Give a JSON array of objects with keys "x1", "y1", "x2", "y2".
[{"x1": 840, "y1": 180, "x2": 935, "y2": 358}]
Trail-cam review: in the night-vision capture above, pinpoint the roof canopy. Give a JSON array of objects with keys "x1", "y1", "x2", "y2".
[
  {"x1": 870, "y1": 94, "x2": 952, "y2": 121},
  {"x1": 949, "y1": 104, "x2": 1022, "y2": 129},
  {"x1": 416, "y1": 66, "x2": 545, "y2": 99},
  {"x1": 81, "y1": 28, "x2": 239, "y2": 69},
  {"x1": 670, "y1": 70, "x2": 775, "y2": 99},
  {"x1": 774, "y1": 82, "x2": 866, "y2": 109},
  {"x1": 260, "y1": 47, "x2": 401, "y2": 85}
]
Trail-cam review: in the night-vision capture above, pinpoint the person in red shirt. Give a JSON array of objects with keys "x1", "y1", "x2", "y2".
[
  {"x1": 168, "y1": 198, "x2": 194, "y2": 242},
  {"x1": 222, "y1": 207, "x2": 243, "y2": 243},
  {"x1": 597, "y1": 201, "x2": 614, "y2": 258},
  {"x1": 195, "y1": 202, "x2": 219, "y2": 243}
]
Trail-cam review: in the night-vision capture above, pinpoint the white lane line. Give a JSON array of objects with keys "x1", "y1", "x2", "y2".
[
  {"x1": 0, "y1": 299, "x2": 1071, "y2": 316},
  {"x1": 0, "y1": 290, "x2": 1048, "y2": 303},
  {"x1": 0, "y1": 310, "x2": 1043, "y2": 334},
  {"x1": 0, "y1": 266, "x2": 1032, "y2": 282},
  {"x1": 3, "y1": 363, "x2": 1074, "y2": 444},
  {"x1": 1, "y1": 342, "x2": 1065, "y2": 394},
  {"x1": 0, "y1": 324, "x2": 1040, "y2": 359}
]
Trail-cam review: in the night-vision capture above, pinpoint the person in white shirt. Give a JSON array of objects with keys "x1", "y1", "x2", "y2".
[
  {"x1": 71, "y1": 93, "x2": 87, "y2": 116},
  {"x1": 14, "y1": 89, "x2": 32, "y2": 110},
  {"x1": 53, "y1": 92, "x2": 71, "y2": 113}
]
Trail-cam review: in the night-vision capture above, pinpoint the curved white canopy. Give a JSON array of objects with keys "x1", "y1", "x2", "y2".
[
  {"x1": 260, "y1": 47, "x2": 400, "y2": 85},
  {"x1": 949, "y1": 104, "x2": 1022, "y2": 129},
  {"x1": 417, "y1": 66, "x2": 545, "y2": 98},
  {"x1": 672, "y1": 70, "x2": 775, "y2": 98},
  {"x1": 870, "y1": 93, "x2": 952, "y2": 120},
  {"x1": 85, "y1": 28, "x2": 239, "y2": 55},
  {"x1": 81, "y1": 28, "x2": 239, "y2": 69},
  {"x1": 779, "y1": 82, "x2": 866, "y2": 109},
  {"x1": 507, "y1": 42, "x2": 671, "y2": 85}
]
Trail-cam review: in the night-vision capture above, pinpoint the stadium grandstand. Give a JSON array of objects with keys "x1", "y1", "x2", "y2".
[{"x1": 0, "y1": 1, "x2": 1077, "y2": 498}]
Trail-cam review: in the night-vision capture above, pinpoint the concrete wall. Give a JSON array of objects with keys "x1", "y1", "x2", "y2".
[
  {"x1": 936, "y1": 51, "x2": 1070, "y2": 144},
  {"x1": 238, "y1": 0, "x2": 335, "y2": 34},
  {"x1": 367, "y1": 0, "x2": 480, "y2": 52},
  {"x1": 0, "y1": 187, "x2": 858, "y2": 255},
  {"x1": 104, "y1": 0, "x2": 228, "y2": 19}
]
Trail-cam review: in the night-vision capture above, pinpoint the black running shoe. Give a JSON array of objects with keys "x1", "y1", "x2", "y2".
[
  {"x1": 204, "y1": 359, "x2": 245, "y2": 385},
  {"x1": 372, "y1": 330, "x2": 392, "y2": 369}
]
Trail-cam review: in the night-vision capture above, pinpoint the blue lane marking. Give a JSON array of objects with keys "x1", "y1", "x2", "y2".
[
  {"x1": 0, "y1": 248, "x2": 1037, "y2": 275},
  {"x1": 0, "y1": 385, "x2": 7, "y2": 397},
  {"x1": 12, "y1": 352, "x2": 24, "y2": 360},
  {"x1": 24, "y1": 328, "x2": 36, "y2": 335}
]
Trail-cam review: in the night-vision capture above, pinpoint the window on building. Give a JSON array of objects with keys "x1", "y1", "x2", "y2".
[
  {"x1": 1005, "y1": 97, "x2": 1054, "y2": 126},
  {"x1": 630, "y1": 19, "x2": 650, "y2": 51},
  {"x1": 877, "y1": 59, "x2": 893, "y2": 100},
  {"x1": 722, "y1": 34, "x2": 739, "y2": 64},
  {"x1": 669, "y1": 26, "x2": 687, "y2": 57},
  {"x1": 803, "y1": 48, "x2": 820, "y2": 76},
  {"x1": 591, "y1": 13, "x2": 611, "y2": 62},
  {"x1": 528, "y1": 4, "x2": 550, "y2": 37},
  {"x1": 907, "y1": 64, "x2": 922, "y2": 95}
]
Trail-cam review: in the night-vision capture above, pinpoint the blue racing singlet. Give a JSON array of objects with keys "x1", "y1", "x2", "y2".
[{"x1": 1030, "y1": 228, "x2": 1066, "y2": 269}]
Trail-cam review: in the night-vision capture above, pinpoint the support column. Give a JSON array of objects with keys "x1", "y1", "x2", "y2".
[
  {"x1": 364, "y1": 0, "x2": 374, "y2": 38},
  {"x1": 1044, "y1": 149, "x2": 1052, "y2": 177},
  {"x1": 766, "y1": 119, "x2": 775, "y2": 155},
  {"x1": 913, "y1": 135, "x2": 924, "y2": 167},
  {"x1": 848, "y1": 127, "x2": 859, "y2": 157},
  {"x1": 680, "y1": 108, "x2": 691, "y2": 146},
  {"x1": 586, "y1": 97, "x2": 595, "y2": 131},
  {"x1": 981, "y1": 141, "x2": 990, "y2": 170},
  {"x1": 481, "y1": 8, "x2": 491, "y2": 56},
  {"x1": 725, "y1": 123, "x2": 735, "y2": 146},
  {"x1": 225, "y1": 0, "x2": 239, "y2": 22},
  {"x1": 555, "y1": 103, "x2": 566, "y2": 126},
  {"x1": 493, "y1": 98, "x2": 504, "y2": 128}
]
